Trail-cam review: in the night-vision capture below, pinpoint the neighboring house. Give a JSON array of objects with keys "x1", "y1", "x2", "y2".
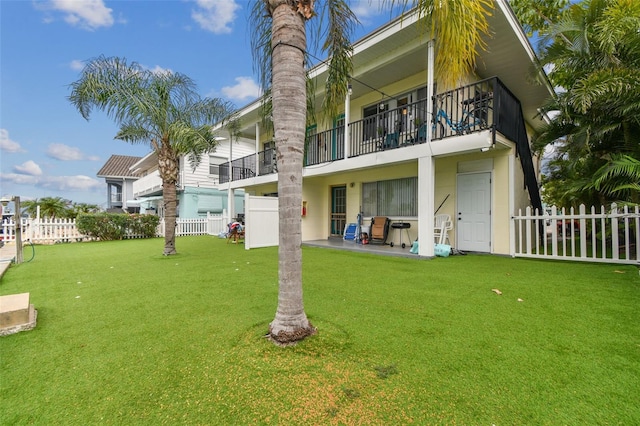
[
  {"x1": 97, "y1": 155, "x2": 142, "y2": 213},
  {"x1": 215, "y1": 1, "x2": 555, "y2": 256},
  {"x1": 129, "y1": 139, "x2": 255, "y2": 218}
]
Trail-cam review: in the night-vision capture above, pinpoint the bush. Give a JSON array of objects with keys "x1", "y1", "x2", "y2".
[{"x1": 76, "y1": 213, "x2": 159, "y2": 240}]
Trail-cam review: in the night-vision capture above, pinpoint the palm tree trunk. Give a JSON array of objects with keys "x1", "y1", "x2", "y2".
[
  {"x1": 162, "y1": 180, "x2": 178, "y2": 255},
  {"x1": 158, "y1": 141, "x2": 179, "y2": 256},
  {"x1": 268, "y1": 0, "x2": 316, "y2": 345}
]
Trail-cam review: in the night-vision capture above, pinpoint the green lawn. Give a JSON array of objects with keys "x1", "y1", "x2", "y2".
[{"x1": 1, "y1": 236, "x2": 639, "y2": 425}]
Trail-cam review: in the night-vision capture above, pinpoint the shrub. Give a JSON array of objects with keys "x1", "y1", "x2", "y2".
[{"x1": 76, "y1": 213, "x2": 159, "y2": 240}]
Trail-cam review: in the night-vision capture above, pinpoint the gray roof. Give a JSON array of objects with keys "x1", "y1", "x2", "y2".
[{"x1": 96, "y1": 155, "x2": 142, "y2": 178}]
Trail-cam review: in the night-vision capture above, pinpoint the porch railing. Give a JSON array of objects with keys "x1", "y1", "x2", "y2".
[
  {"x1": 512, "y1": 204, "x2": 639, "y2": 265},
  {"x1": 219, "y1": 76, "x2": 523, "y2": 181}
]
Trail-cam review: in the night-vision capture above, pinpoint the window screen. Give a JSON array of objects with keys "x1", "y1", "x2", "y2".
[{"x1": 362, "y1": 177, "x2": 417, "y2": 217}]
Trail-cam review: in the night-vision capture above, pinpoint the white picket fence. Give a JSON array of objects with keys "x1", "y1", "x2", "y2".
[
  {"x1": 512, "y1": 204, "x2": 639, "y2": 265},
  {"x1": 1, "y1": 213, "x2": 226, "y2": 244}
]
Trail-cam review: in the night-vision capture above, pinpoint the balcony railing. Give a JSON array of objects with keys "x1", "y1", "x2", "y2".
[
  {"x1": 133, "y1": 170, "x2": 163, "y2": 197},
  {"x1": 220, "y1": 76, "x2": 522, "y2": 182},
  {"x1": 305, "y1": 128, "x2": 345, "y2": 166}
]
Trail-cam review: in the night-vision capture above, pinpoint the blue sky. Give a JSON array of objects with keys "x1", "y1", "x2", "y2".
[{"x1": 0, "y1": 0, "x2": 394, "y2": 207}]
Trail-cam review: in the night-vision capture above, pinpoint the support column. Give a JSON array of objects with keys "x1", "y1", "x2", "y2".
[
  {"x1": 509, "y1": 153, "x2": 516, "y2": 257},
  {"x1": 344, "y1": 84, "x2": 351, "y2": 159},
  {"x1": 227, "y1": 138, "x2": 234, "y2": 223},
  {"x1": 255, "y1": 123, "x2": 261, "y2": 176},
  {"x1": 418, "y1": 156, "x2": 435, "y2": 256},
  {"x1": 418, "y1": 39, "x2": 436, "y2": 257}
]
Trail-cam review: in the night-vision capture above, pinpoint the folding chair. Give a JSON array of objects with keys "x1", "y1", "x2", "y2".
[
  {"x1": 434, "y1": 214, "x2": 452, "y2": 245},
  {"x1": 370, "y1": 216, "x2": 390, "y2": 244}
]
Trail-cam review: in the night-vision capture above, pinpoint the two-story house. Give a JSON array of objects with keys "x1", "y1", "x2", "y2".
[
  {"x1": 98, "y1": 138, "x2": 255, "y2": 218},
  {"x1": 214, "y1": 1, "x2": 554, "y2": 256},
  {"x1": 97, "y1": 155, "x2": 142, "y2": 213}
]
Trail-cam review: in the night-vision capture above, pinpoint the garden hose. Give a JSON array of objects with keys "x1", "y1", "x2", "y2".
[{"x1": 25, "y1": 239, "x2": 35, "y2": 262}]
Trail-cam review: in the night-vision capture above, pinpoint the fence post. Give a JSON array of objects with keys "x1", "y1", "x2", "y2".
[
  {"x1": 551, "y1": 206, "x2": 558, "y2": 256},
  {"x1": 509, "y1": 207, "x2": 516, "y2": 257},
  {"x1": 525, "y1": 206, "x2": 532, "y2": 255},
  {"x1": 611, "y1": 203, "x2": 619, "y2": 260},
  {"x1": 622, "y1": 205, "x2": 630, "y2": 261},
  {"x1": 579, "y1": 204, "x2": 586, "y2": 260},
  {"x1": 635, "y1": 205, "x2": 640, "y2": 263}
]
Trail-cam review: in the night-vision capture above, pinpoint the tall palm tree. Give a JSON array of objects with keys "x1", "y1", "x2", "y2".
[
  {"x1": 69, "y1": 56, "x2": 235, "y2": 255},
  {"x1": 251, "y1": 0, "x2": 491, "y2": 345}
]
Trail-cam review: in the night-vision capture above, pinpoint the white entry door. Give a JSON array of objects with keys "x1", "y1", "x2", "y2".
[{"x1": 456, "y1": 172, "x2": 491, "y2": 252}]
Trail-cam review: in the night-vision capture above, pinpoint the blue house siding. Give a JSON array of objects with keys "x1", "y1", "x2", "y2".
[{"x1": 178, "y1": 187, "x2": 244, "y2": 218}]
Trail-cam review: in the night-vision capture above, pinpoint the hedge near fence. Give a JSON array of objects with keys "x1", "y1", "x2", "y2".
[{"x1": 76, "y1": 213, "x2": 160, "y2": 240}]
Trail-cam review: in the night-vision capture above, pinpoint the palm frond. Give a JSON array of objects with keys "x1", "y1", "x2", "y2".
[
  {"x1": 319, "y1": 0, "x2": 357, "y2": 121},
  {"x1": 114, "y1": 123, "x2": 153, "y2": 144},
  {"x1": 386, "y1": 0, "x2": 493, "y2": 89}
]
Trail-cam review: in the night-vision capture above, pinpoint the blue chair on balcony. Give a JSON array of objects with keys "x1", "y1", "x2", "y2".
[
  {"x1": 411, "y1": 124, "x2": 427, "y2": 144},
  {"x1": 381, "y1": 132, "x2": 399, "y2": 150}
]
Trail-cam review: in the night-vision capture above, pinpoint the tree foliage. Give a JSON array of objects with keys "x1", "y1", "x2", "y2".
[
  {"x1": 68, "y1": 56, "x2": 235, "y2": 255},
  {"x1": 76, "y1": 213, "x2": 159, "y2": 240},
  {"x1": 510, "y1": 0, "x2": 571, "y2": 37},
  {"x1": 524, "y1": 0, "x2": 640, "y2": 207},
  {"x1": 21, "y1": 197, "x2": 71, "y2": 219}
]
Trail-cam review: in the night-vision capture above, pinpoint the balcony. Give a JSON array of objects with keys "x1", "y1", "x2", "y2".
[
  {"x1": 220, "y1": 77, "x2": 526, "y2": 183},
  {"x1": 133, "y1": 170, "x2": 163, "y2": 197}
]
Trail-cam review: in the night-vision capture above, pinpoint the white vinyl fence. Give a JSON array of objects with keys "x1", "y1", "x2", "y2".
[
  {"x1": 1, "y1": 212, "x2": 226, "y2": 244},
  {"x1": 512, "y1": 204, "x2": 639, "y2": 265},
  {"x1": 244, "y1": 194, "x2": 279, "y2": 249},
  {"x1": 158, "y1": 212, "x2": 227, "y2": 237}
]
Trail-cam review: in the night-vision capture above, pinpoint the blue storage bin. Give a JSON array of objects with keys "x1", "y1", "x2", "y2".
[{"x1": 434, "y1": 243, "x2": 451, "y2": 257}]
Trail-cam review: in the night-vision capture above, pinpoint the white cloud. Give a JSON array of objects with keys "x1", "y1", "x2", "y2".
[
  {"x1": 70, "y1": 59, "x2": 84, "y2": 71},
  {"x1": 42, "y1": 175, "x2": 102, "y2": 191},
  {"x1": 46, "y1": 143, "x2": 99, "y2": 161},
  {"x1": 0, "y1": 173, "x2": 39, "y2": 185},
  {"x1": 14, "y1": 161, "x2": 43, "y2": 176},
  {"x1": 41, "y1": 0, "x2": 114, "y2": 30},
  {"x1": 0, "y1": 173, "x2": 102, "y2": 192},
  {"x1": 192, "y1": 0, "x2": 239, "y2": 34},
  {"x1": 221, "y1": 77, "x2": 261, "y2": 102},
  {"x1": 350, "y1": 0, "x2": 388, "y2": 24},
  {"x1": 0, "y1": 129, "x2": 24, "y2": 153},
  {"x1": 145, "y1": 65, "x2": 173, "y2": 75}
]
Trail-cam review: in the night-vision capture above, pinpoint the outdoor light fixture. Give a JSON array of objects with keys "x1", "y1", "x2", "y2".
[{"x1": 480, "y1": 147, "x2": 491, "y2": 152}]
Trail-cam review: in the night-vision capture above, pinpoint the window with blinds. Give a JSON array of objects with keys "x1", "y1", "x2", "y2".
[{"x1": 362, "y1": 177, "x2": 418, "y2": 217}]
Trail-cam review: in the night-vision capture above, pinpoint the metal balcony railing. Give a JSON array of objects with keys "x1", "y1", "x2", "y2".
[{"x1": 219, "y1": 77, "x2": 532, "y2": 188}]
